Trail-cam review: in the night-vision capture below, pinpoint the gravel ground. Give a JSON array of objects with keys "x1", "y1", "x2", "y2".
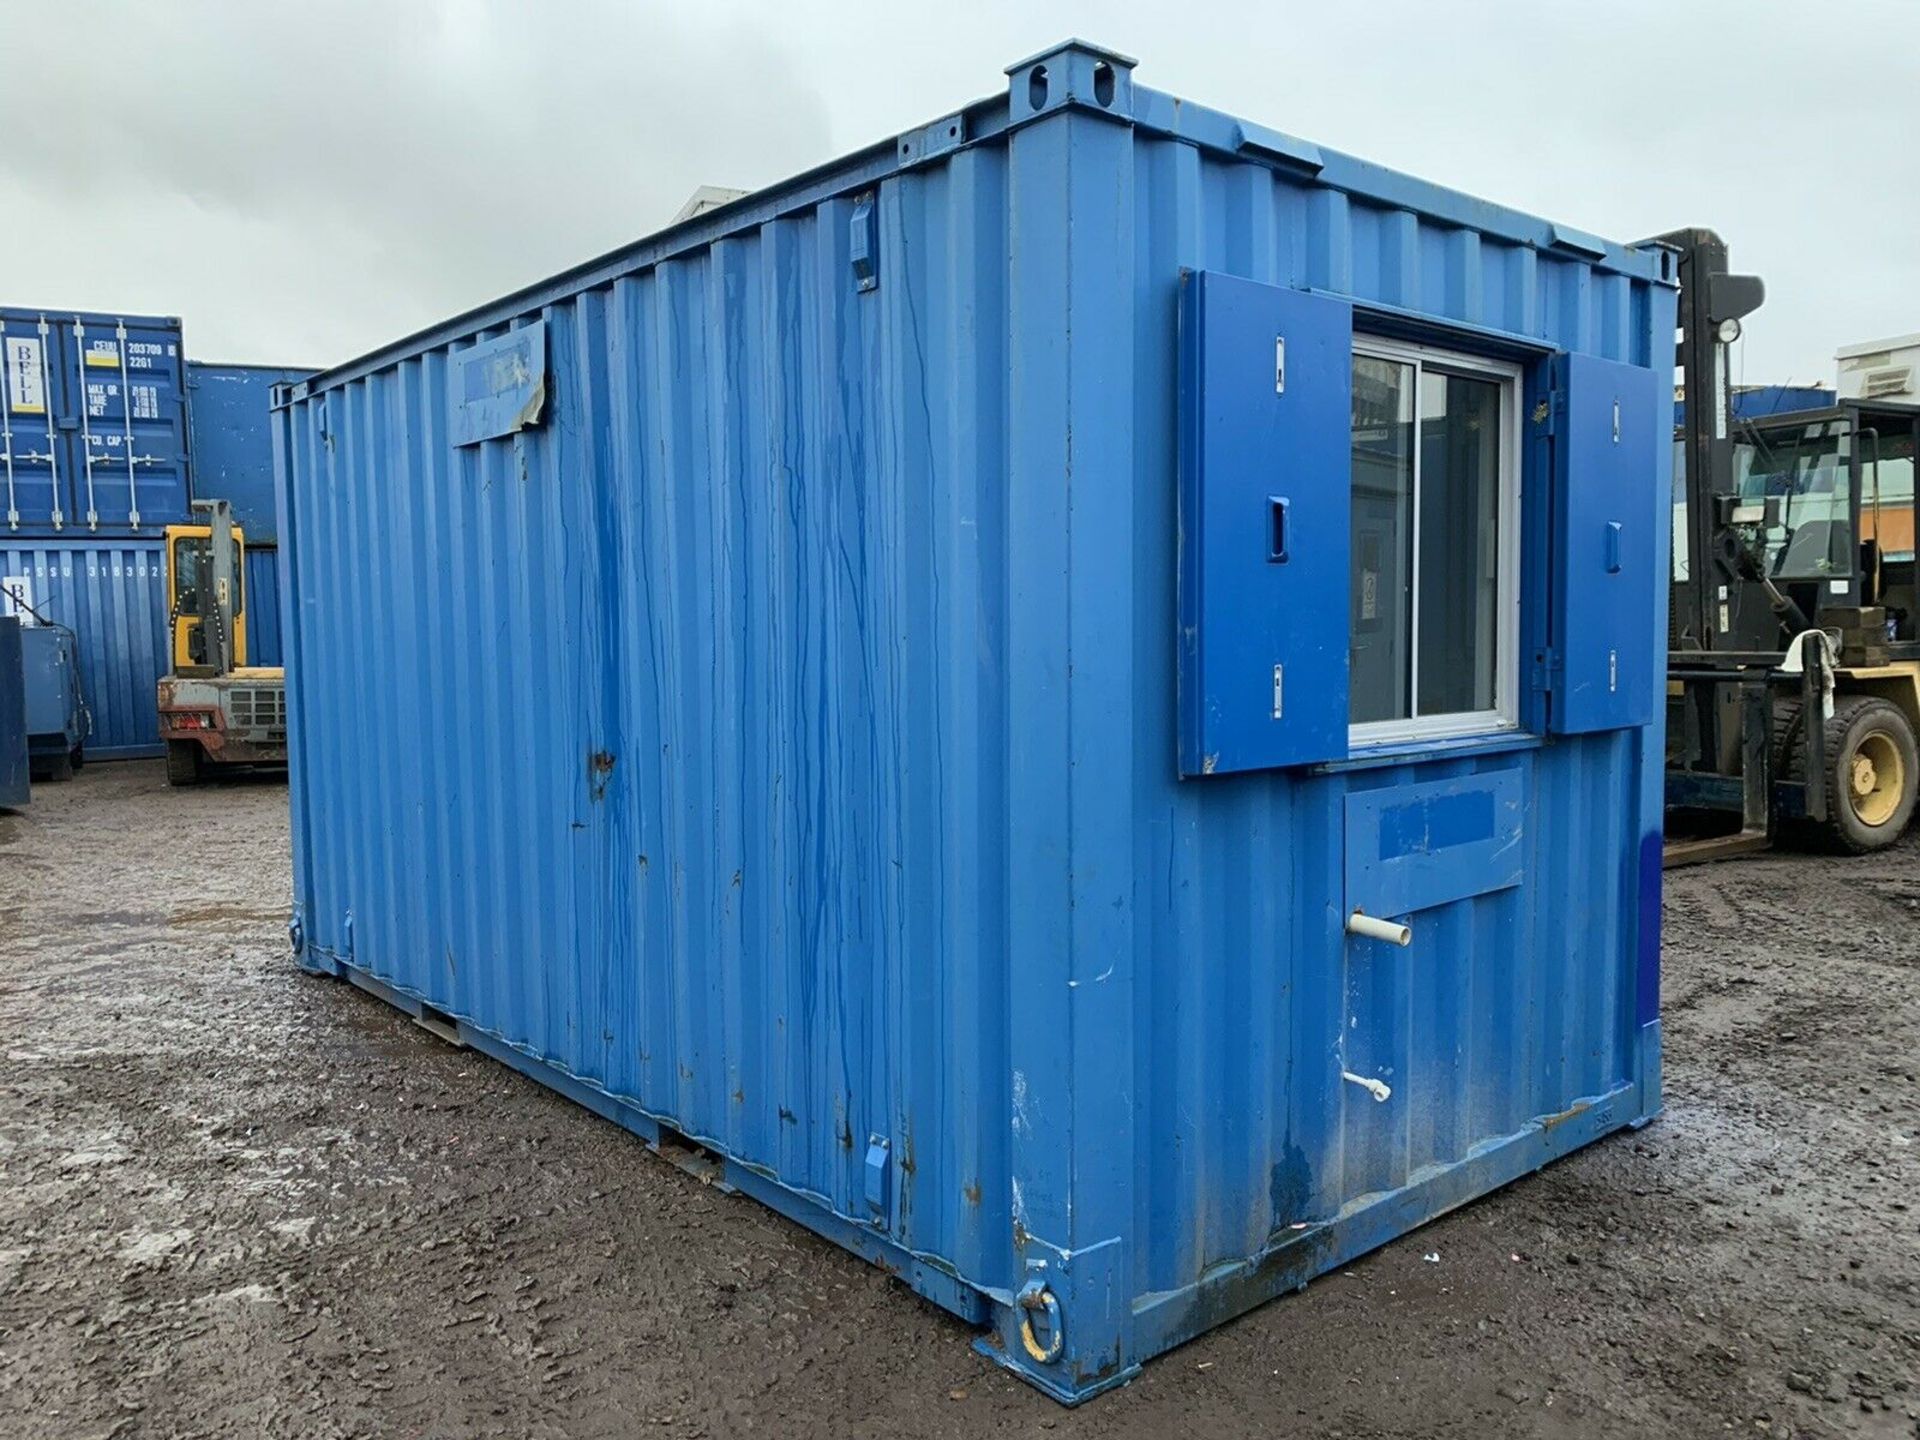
[{"x1": 1, "y1": 761, "x2": 1916, "y2": 1439}]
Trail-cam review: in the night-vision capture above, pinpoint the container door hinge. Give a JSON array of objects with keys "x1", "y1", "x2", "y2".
[
  {"x1": 1531, "y1": 646, "x2": 1563, "y2": 694},
  {"x1": 850, "y1": 194, "x2": 879, "y2": 294},
  {"x1": 863, "y1": 1134, "x2": 891, "y2": 1222}
]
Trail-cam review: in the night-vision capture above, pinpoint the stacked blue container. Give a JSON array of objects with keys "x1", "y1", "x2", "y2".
[
  {"x1": 0, "y1": 307, "x2": 189, "y2": 757},
  {"x1": 274, "y1": 43, "x2": 1673, "y2": 1402},
  {"x1": 0, "y1": 325, "x2": 308, "y2": 759}
]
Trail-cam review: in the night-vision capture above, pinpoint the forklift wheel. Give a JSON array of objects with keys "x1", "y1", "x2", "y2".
[
  {"x1": 1785, "y1": 696, "x2": 1919, "y2": 853},
  {"x1": 165, "y1": 741, "x2": 203, "y2": 788}
]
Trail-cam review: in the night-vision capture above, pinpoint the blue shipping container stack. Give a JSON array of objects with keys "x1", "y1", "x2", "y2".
[
  {"x1": 1, "y1": 308, "x2": 190, "y2": 759},
  {"x1": 0, "y1": 326, "x2": 303, "y2": 758},
  {"x1": 274, "y1": 42, "x2": 1673, "y2": 1402}
]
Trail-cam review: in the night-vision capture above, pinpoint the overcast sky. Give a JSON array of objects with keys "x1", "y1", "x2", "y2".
[{"x1": 2, "y1": 0, "x2": 1913, "y2": 385}]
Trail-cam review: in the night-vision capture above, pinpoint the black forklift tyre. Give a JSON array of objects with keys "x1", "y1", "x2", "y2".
[
  {"x1": 165, "y1": 740, "x2": 203, "y2": 787},
  {"x1": 1782, "y1": 695, "x2": 1919, "y2": 853}
]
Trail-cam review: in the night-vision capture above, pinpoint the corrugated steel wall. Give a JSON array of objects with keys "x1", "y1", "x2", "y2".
[
  {"x1": 0, "y1": 542, "x2": 167, "y2": 758},
  {"x1": 244, "y1": 545, "x2": 282, "y2": 668},
  {"x1": 277, "y1": 43, "x2": 1672, "y2": 1395},
  {"x1": 187, "y1": 363, "x2": 315, "y2": 542},
  {"x1": 282, "y1": 171, "x2": 1024, "y2": 1280},
  {"x1": 1123, "y1": 129, "x2": 1658, "y2": 1300}
]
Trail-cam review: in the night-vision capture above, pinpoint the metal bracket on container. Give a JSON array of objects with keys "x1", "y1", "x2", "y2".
[
  {"x1": 896, "y1": 112, "x2": 967, "y2": 169},
  {"x1": 1547, "y1": 222, "x2": 1609, "y2": 261},
  {"x1": 863, "y1": 1134, "x2": 891, "y2": 1221},
  {"x1": 849, "y1": 195, "x2": 879, "y2": 294},
  {"x1": 1232, "y1": 121, "x2": 1325, "y2": 176}
]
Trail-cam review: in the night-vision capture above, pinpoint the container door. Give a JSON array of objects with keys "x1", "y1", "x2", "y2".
[
  {"x1": 63, "y1": 317, "x2": 190, "y2": 534},
  {"x1": 1177, "y1": 270, "x2": 1353, "y2": 775},
  {"x1": 1, "y1": 316, "x2": 72, "y2": 532},
  {"x1": 1548, "y1": 352, "x2": 1661, "y2": 734}
]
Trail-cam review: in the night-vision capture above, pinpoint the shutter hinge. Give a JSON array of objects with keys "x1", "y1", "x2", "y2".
[
  {"x1": 1537, "y1": 390, "x2": 1567, "y2": 438},
  {"x1": 1531, "y1": 646, "x2": 1563, "y2": 693}
]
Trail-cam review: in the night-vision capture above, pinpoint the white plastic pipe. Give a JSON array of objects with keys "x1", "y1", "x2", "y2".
[
  {"x1": 1346, "y1": 910, "x2": 1411, "y2": 946},
  {"x1": 1342, "y1": 1070, "x2": 1392, "y2": 1103}
]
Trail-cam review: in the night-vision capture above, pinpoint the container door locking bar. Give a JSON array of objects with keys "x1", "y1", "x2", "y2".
[
  {"x1": 30, "y1": 318, "x2": 62, "y2": 530},
  {"x1": 72, "y1": 319, "x2": 98, "y2": 529},
  {"x1": 0, "y1": 318, "x2": 15, "y2": 530},
  {"x1": 116, "y1": 321, "x2": 140, "y2": 530}
]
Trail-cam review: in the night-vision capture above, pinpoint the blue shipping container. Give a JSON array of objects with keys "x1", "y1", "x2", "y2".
[
  {"x1": 1673, "y1": 383, "x2": 1837, "y2": 431},
  {"x1": 0, "y1": 542, "x2": 168, "y2": 759},
  {"x1": 0, "y1": 617, "x2": 25, "y2": 806},
  {"x1": 188, "y1": 363, "x2": 316, "y2": 543},
  {"x1": 0, "y1": 307, "x2": 191, "y2": 537},
  {"x1": 275, "y1": 42, "x2": 1673, "y2": 1402}
]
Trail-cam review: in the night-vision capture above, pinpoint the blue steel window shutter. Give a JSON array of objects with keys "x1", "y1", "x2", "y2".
[
  {"x1": 448, "y1": 322, "x2": 548, "y2": 448},
  {"x1": 1546, "y1": 351, "x2": 1662, "y2": 734},
  {"x1": 1177, "y1": 269, "x2": 1352, "y2": 775}
]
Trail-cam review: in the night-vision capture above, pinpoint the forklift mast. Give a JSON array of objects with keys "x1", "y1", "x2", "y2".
[
  {"x1": 1658, "y1": 227, "x2": 1765, "y2": 653},
  {"x1": 167, "y1": 498, "x2": 244, "y2": 679},
  {"x1": 198, "y1": 498, "x2": 238, "y2": 678}
]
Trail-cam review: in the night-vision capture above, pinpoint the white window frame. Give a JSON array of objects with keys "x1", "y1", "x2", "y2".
[{"x1": 1348, "y1": 336, "x2": 1524, "y2": 750}]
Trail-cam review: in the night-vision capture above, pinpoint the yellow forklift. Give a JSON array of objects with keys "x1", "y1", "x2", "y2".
[
  {"x1": 157, "y1": 498, "x2": 287, "y2": 784},
  {"x1": 1663, "y1": 229, "x2": 1920, "y2": 860}
]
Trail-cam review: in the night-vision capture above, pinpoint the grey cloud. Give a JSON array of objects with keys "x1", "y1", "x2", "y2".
[{"x1": 0, "y1": 0, "x2": 836, "y2": 362}]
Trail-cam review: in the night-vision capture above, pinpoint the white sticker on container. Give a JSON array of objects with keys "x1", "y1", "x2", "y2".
[
  {"x1": 84, "y1": 337, "x2": 121, "y2": 368},
  {"x1": 4, "y1": 336, "x2": 47, "y2": 414}
]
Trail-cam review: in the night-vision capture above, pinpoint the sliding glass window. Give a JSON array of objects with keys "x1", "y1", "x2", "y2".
[{"x1": 1349, "y1": 339, "x2": 1521, "y2": 744}]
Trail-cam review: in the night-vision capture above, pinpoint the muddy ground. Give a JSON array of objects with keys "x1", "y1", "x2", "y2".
[{"x1": 0, "y1": 762, "x2": 1915, "y2": 1439}]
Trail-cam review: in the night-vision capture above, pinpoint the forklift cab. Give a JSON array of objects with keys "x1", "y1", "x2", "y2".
[
  {"x1": 165, "y1": 523, "x2": 250, "y2": 674},
  {"x1": 1730, "y1": 400, "x2": 1920, "y2": 641}
]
